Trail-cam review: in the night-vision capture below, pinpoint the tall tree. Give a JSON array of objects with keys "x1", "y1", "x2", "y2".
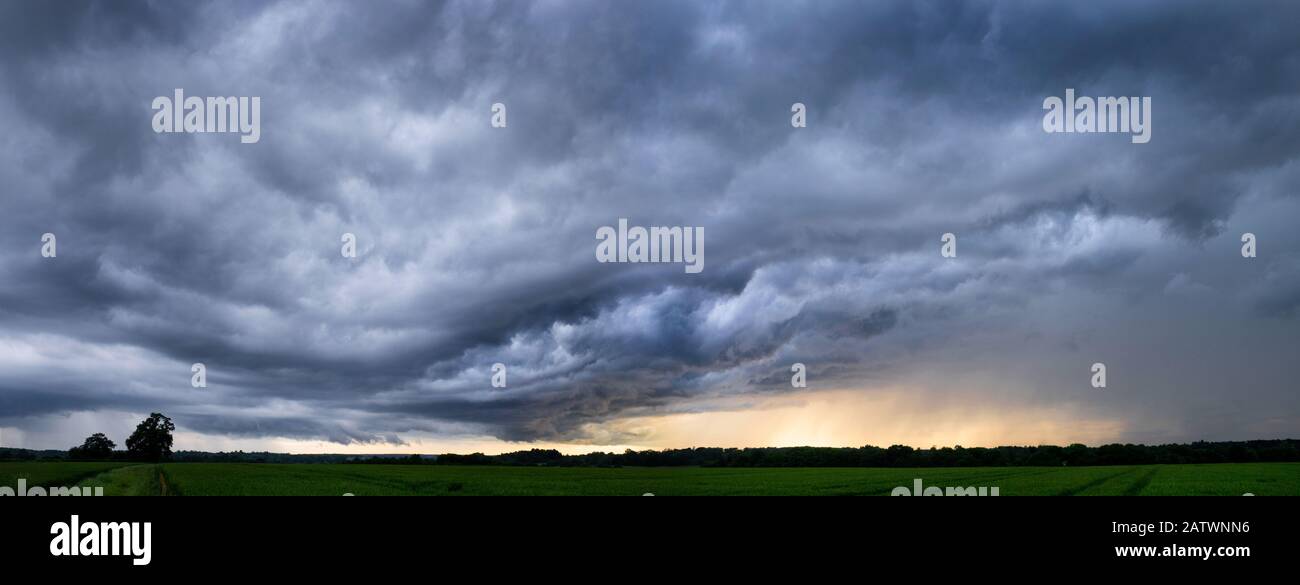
[{"x1": 125, "y1": 413, "x2": 175, "y2": 462}]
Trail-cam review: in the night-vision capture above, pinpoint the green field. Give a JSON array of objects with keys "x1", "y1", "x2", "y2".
[
  {"x1": 1, "y1": 461, "x2": 1295, "y2": 495},
  {"x1": 0, "y1": 461, "x2": 134, "y2": 489}
]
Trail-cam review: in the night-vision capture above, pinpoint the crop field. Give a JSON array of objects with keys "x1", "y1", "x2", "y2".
[
  {"x1": 0, "y1": 461, "x2": 134, "y2": 489},
  {"x1": 0, "y1": 462, "x2": 1293, "y2": 495}
]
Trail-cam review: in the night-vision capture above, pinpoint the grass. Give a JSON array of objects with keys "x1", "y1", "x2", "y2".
[
  {"x1": 75, "y1": 465, "x2": 170, "y2": 496},
  {"x1": 160, "y1": 462, "x2": 1298, "y2": 496},
  {"x1": 0, "y1": 461, "x2": 134, "y2": 489},
  {"x1": 3, "y1": 461, "x2": 1294, "y2": 495}
]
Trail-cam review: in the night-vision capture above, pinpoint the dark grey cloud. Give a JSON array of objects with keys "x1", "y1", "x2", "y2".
[{"x1": 1, "y1": 0, "x2": 1297, "y2": 448}]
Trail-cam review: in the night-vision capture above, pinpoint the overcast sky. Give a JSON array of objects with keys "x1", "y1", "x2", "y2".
[{"x1": 1, "y1": 0, "x2": 1297, "y2": 453}]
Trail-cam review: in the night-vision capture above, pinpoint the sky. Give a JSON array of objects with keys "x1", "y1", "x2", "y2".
[{"x1": 1, "y1": 0, "x2": 1298, "y2": 454}]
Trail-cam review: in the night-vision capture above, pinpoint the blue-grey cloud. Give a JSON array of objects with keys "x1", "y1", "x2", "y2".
[{"x1": 1, "y1": 0, "x2": 1297, "y2": 447}]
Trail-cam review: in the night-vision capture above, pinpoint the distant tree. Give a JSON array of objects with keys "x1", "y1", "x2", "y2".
[
  {"x1": 1063, "y1": 443, "x2": 1091, "y2": 466},
  {"x1": 68, "y1": 433, "x2": 116, "y2": 460},
  {"x1": 221, "y1": 439, "x2": 1300, "y2": 468},
  {"x1": 1025, "y1": 446, "x2": 1063, "y2": 467},
  {"x1": 884, "y1": 444, "x2": 916, "y2": 467},
  {"x1": 125, "y1": 413, "x2": 175, "y2": 462}
]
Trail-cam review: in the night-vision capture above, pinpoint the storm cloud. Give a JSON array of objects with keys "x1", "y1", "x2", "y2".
[{"x1": 1, "y1": 0, "x2": 1297, "y2": 449}]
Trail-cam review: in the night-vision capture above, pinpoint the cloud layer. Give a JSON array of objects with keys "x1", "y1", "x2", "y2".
[{"x1": 1, "y1": 0, "x2": 1298, "y2": 449}]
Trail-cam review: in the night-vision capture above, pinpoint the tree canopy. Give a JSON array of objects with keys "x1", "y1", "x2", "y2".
[
  {"x1": 125, "y1": 412, "x2": 175, "y2": 462},
  {"x1": 67, "y1": 433, "x2": 116, "y2": 460}
]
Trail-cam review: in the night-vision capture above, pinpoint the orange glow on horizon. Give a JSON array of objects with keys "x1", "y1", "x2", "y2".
[{"x1": 172, "y1": 386, "x2": 1127, "y2": 455}]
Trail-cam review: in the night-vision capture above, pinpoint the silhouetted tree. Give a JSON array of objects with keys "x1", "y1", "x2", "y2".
[
  {"x1": 125, "y1": 413, "x2": 175, "y2": 462},
  {"x1": 68, "y1": 433, "x2": 115, "y2": 459}
]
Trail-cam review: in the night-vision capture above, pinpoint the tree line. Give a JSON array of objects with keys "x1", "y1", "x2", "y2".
[
  {"x1": 389, "y1": 439, "x2": 1300, "y2": 468},
  {"x1": 4, "y1": 421, "x2": 1294, "y2": 468}
]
